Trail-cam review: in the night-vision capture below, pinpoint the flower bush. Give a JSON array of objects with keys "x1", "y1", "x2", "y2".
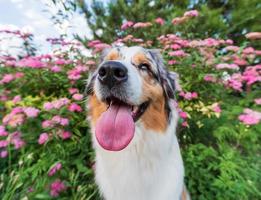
[{"x1": 0, "y1": 10, "x2": 260, "y2": 200}]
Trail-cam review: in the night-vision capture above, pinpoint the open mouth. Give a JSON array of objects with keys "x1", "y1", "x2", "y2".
[
  {"x1": 95, "y1": 96, "x2": 150, "y2": 151},
  {"x1": 105, "y1": 96, "x2": 150, "y2": 122}
]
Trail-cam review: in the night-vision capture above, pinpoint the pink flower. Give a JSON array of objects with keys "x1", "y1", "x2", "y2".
[
  {"x1": 212, "y1": 103, "x2": 222, "y2": 113},
  {"x1": 184, "y1": 10, "x2": 199, "y2": 18},
  {"x1": 3, "y1": 113, "x2": 24, "y2": 127},
  {"x1": 28, "y1": 187, "x2": 34, "y2": 193},
  {"x1": 0, "y1": 126, "x2": 8, "y2": 137},
  {"x1": 54, "y1": 59, "x2": 71, "y2": 65},
  {"x1": 234, "y1": 58, "x2": 247, "y2": 66},
  {"x1": 11, "y1": 107, "x2": 24, "y2": 114},
  {"x1": 10, "y1": 132, "x2": 25, "y2": 149},
  {"x1": 0, "y1": 74, "x2": 14, "y2": 84},
  {"x1": 225, "y1": 46, "x2": 239, "y2": 52},
  {"x1": 227, "y1": 79, "x2": 243, "y2": 92},
  {"x1": 17, "y1": 57, "x2": 45, "y2": 68},
  {"x1": 88, "y1": 40, "x2": 101, "y2": 47},
  {"x1": 179, "y1": 111, "x2": 188, "y2": 119},
  {"x1": 243, "y1": 47, "x2": 255, "y2": 54},
  {"x1": 204, "y1": 74, "x2": 216, "y2": 82},
  {"x1": 216, "y1": 63, "x2": 239, "y2": 70},
  {"x1": 224, "y1": 73, "x2": 243, "y2": 92},
  {"x1": 48, "y1": 162, "x2": 62, "y2": 176},
  {"x1": 12, "y1": 138, "x2": 25, "y2": 149},
  {"x1": 121, "y1": 21, "x2": 134, "y2": 30},
  {"x1": 52, "y1": 116, "x2": 69, "y2": 126},
  {"x1": 245, "y1": 32, "x2": 261, "y2": 40},
  {"x1": 15, "y1": 72, "x2": 24, "y2": 78},
  {"x1": 168, "y1": 60, "x2": 177, "y2": 65},
  {"x1": 60, "y1": 118, "x2": 69, "y2": 126},
  {"x1": 68, "y1": 103, "x2": 82, "y2": 112},
  {"x1": 242, "y1": 65, "x2": 261, "y2": 85},
  {"x1": 38, "y1": 133, "x2": 49, "y2": 145},
  {"x1": 254, "y1": 98, "x2": 261, "y2": 105},
  {"x1": 191, "y1": 92, "x2": 198, "y2": 98},
  {"x1": 60, "y1": 131, "x2": 71, "y2": 140},
  {"x1": 155, "y1": 18, "x2": 164, "y2": 25},
  {"x1": 72, "y1": 93, "x2": 83, "y2": 101},
  {"x1": 43, "y1": 102, "x2": 53, "y2": 110},
  {"x1": 168, "y1": 50, "x2": 187, "y2": 57},
  {"x1": 92, "y1": 43, "x2": 110, "y2": 53},
  {"x1": 238, "y1": 109, "x2": 261, "y2": 125},
  {"x1": 180, "y1": 91, "x2": 198, "y2": 100},
  {"x1": 0, "y1": 140, "x2": 8, "y2": 148},
  {"x1": 52, "y1": 98, "x2": 70, "y2": 109},
  {"x1": 132, "y1": 38, "x2": 143, "y2": 43},
  {"x1": 50, "y1": 65, "x2": 62, "y2": 72},
  {"x1": 170, "y1": 44, "x2": 181, "y2": 50},
  {"x1": 202, "y1": 38, "x2": 220, "y2": 47},
  {"x1": 23, "y1": 107, "x2": 40, "y2": 118},
  {"x1": 181, "y1": 121, "x2": 189, "y2": 127},
  {"x1": 86, "y1": 60, "x2": 96, "y2": 65},
  {"x1": 255, "y1": 50, "x2": 261, "y2": 55},
  {"x1": 133, "y1": 22, "x2": 152, "y2": 28},
  {"x1": 0, "y1": 150, "x2": 8, "y2": 158},
  {"x1": 12, "y1": 95, "x2": 21, "y2": 104},
  {"x1": 42, "y1": 120, "x2": 54, "y2": 128},
  {"x1": 225, "y1": 39, "x2": 233, "y2": 45},
  {"x1": 50, "y1": 179, "x2": 66, "y2": 197},
  {"x1": 171, "y1": 17, "x2": 186, "y2": 25},
  {"x1": 67, "y1": 68, "x2": 82, "y2": 80},
  {"x1": 68, "y1": 88, "x2": 79, "y2": 94},
  {"x1": 238, "y1": 115, "x2": 259, "y2": 125}
]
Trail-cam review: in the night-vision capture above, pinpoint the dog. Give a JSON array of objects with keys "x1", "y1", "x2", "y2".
[{"x1": 86, "y1": 46, "x2": 189, "y2": 200}]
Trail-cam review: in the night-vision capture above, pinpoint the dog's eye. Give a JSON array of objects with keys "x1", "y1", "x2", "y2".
[{"x1": 138, "y1": 63, "x2": 150, "y2": 71}]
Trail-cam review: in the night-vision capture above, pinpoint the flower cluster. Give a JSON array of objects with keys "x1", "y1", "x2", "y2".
[
  {"x1": 0, "y1": 72, "x2": 24, "y2": 84},
  {"x1": 48, "y1": 162, "x2": 62, "y2": 176},
  {"x1": 172, "y1": 10, "x2": 199, "y2": 25},
  {"x1": 179, "y1": 91, "x2": 198, "y2": 100},
  {"x1": 50, "y1": 179, "x2": 67, "y2": 197},
  {"x1": 3, "y1": 106, "x2": 40, "y2": 127},
  {"x1": 238, "y1": 109, "x2": 261, "y2": 125}
]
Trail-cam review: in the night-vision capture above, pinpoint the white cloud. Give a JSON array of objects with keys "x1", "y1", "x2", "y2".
[{"x1": 0, "y1": 0, "x2": 92, "y2": 55}]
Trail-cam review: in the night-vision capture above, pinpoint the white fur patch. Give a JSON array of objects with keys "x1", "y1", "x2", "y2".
[{"x1": 91, "y1": 104, "x2": 185, "y2": 200}]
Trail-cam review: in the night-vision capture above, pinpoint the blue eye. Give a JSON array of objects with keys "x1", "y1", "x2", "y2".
[{"x1": 138, "y1": 63, "x2": 150, "y2": 71}]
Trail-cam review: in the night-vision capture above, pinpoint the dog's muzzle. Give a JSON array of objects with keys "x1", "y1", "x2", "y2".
[{"x1": 98, "y1": 61, "x2": 128, "y2": 89}]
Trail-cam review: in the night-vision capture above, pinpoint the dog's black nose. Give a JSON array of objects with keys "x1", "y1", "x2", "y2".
[{"x1": 98, "y1": 61, "x2": 128, "y2": 88}]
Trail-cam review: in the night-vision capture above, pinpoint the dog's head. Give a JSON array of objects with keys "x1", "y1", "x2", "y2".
[{"x1": 86, "y1": 46, "x2": 178, "y2": 151}]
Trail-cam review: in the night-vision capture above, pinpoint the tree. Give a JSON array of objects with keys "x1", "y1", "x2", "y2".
[{"x1": 68, "y1": 0, "x2": 260, "y2": 45}]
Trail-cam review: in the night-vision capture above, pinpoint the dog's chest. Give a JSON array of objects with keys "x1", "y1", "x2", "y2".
[{"x1": 94, "y1": 124, "x2": 184, "y2": 200}]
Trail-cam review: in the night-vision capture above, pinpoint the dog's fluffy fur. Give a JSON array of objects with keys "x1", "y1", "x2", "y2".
[{"x1": 86, "y1": 46, "x2": 189, "y2": 200}]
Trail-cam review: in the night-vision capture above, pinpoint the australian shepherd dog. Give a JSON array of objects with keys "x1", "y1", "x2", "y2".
[{"x1": 86, "y1": 46, "x2": 189, "y2": 200}]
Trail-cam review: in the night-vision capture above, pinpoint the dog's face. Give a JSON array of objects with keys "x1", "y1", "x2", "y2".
[{"x1": 87, "y1": 46, "x2": 177, "y2": 151}]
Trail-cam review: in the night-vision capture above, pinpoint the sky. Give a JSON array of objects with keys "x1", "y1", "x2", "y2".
[{"x1": 0, "y1": 0, "x2": 94, "y2": 55}]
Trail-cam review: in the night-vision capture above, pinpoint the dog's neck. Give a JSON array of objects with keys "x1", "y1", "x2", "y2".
[{"x1": 91, "y1": 104, "x2": 185, "y2": 200}]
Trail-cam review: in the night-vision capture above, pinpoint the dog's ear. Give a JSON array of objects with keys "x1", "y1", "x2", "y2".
[{"x1": 148, "y1": 49, "x2": 177, "y2": 99}]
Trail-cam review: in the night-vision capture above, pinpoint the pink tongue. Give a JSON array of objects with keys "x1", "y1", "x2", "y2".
[{"x1": 95, "y1": 102, "x2": 135, "y2": 151}]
